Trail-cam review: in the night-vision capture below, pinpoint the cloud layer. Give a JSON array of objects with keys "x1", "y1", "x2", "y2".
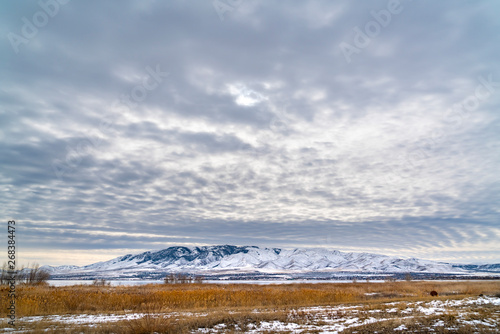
[{"x1": 1, "y1": 0, "x2": 499, "y2": 265}]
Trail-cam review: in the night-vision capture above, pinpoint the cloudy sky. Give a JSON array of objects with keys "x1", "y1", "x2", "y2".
[{"x1": 1, "y1": 0, "x2": 499, "y2": 266}]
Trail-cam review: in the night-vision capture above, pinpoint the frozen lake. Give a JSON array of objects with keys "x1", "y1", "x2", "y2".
[{"x1": 47, "y1": 279, "x2": 388, "y2": 286}]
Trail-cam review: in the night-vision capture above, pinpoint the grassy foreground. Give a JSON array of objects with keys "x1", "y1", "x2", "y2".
[{"x1": 1, "y1": 280, "x2": 499, "y2": 333}]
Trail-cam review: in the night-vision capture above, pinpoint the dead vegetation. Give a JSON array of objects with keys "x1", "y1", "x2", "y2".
[
  {"x1": 1, "y1": 280, "x2": 499, "y2": 333},
  {"x1": 1, "y1": 280, "x2": 499, "y2": 317}
]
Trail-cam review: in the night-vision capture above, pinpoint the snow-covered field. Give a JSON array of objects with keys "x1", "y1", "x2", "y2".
[
  {"x1": 1, "y1": 295, "x2": 499, "y2": 333},
  {"x1": 236, "y1": 296, "x2": 500, "y2": 333},
  {"x1": 196, "y1": 296, "x2": 500, "y2": 333}
]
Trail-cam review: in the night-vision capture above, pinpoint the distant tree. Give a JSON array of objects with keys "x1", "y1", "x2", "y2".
[
  {"x1": 180, "y1": 273, "x2": 193, "y2": 283},
  {"x1": 164, "y1": 273, "x2": 176, "y2": 284},
  {"x1": 164, "y1": 273, "x2": 195, "y2": 284},
  {"x1": 178, "y1": 274, "x2": 186, "y2": 284},
  {"x1": 405, "y1": 273, "x2": 412, "y2": 281},
  {"x1": 93, "y1": 278, "x2": 109, "y2": 286},
  {"x1": 0, "y1": 262, "x2": 9, "y2": 285}
]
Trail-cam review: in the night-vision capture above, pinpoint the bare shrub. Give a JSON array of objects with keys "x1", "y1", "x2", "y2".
[
  {"x1": 26, "y1": 264, "x2": 50, "y2": 285},
  {"x1": 125, "y1": 314, "x2": 174, "y2": 334},
  {"x1": 11, "y1": 263, "x2": 50, "y2": 285}
]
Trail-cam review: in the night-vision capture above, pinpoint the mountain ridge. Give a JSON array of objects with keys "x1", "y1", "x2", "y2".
[{"x1": 41, "y1": 245, "x2": 500, "y2": 279}]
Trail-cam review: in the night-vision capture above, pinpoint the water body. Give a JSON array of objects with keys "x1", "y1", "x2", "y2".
[{"x1": 48, "y1": 279, "x2": 388, "y2": 286}]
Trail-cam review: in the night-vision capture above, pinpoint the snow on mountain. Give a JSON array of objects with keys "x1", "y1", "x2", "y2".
[
  {"x1": 43, "y1": 245, "x2": 479, "y2": 277},
  {"x1": 40, "y1": 265, "x2": 80, "y2": 273}
]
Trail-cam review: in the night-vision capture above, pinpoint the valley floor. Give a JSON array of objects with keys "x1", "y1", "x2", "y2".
[{"x1": 1, "y1": 281, "x2": 499, "y2": 333}]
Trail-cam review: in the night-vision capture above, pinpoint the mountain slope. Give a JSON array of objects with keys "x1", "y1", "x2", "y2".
[{"x1": 41, "y1": 245, "x2": 497, "y2": 278}]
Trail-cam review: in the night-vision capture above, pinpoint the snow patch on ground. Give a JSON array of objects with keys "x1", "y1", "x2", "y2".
[
  {"x1": 17, "y1": 313, "x2": 146, "y2": 324},
  {"x1": 394, "y1": 324, "x2": 407, "y2": 330}
]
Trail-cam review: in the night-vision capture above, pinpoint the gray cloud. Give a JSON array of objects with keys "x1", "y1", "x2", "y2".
[{"x1": 1, "y1": 0, "x2": 499, "y2": 266}]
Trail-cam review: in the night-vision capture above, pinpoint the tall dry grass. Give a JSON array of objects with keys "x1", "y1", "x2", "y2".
[{"x1": 1, "y1": 280, "x2": 499, "y2": 318}]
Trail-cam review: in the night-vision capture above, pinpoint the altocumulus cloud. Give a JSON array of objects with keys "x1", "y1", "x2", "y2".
[{"x1": 0, "y1": 0, "x2": 499, "y2": 265}]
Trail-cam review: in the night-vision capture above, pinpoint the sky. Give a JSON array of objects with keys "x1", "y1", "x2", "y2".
[{"x1": 1, "y1": 0, "x2": 499, "y2": 266}]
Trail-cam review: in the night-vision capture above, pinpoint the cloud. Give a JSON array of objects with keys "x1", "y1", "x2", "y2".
[{"x1": 0, "y1": 0, "x2": 499, "y2": 265}]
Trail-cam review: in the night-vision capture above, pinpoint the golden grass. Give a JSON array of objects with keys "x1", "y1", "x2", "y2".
[
  {"x1": 1, "y1": 280, "x2": 499, "y2": 318},
  {"x1": 2, "y1": 281, "x2": 499, "y2": 333}
]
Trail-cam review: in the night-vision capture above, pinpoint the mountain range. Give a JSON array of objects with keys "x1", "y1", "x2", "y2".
[{"x1": 42, "y1": 245, "x2": 500, "y2": 280}]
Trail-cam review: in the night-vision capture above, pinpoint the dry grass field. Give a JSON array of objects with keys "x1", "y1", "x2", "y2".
[{"x1": 1, "y1": 280, "x2": 499, "y2": 333}]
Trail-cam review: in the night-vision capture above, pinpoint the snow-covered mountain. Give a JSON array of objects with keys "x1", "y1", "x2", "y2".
[{"x1": 42, "y1": 245, "x2": 499, "y2": 278}]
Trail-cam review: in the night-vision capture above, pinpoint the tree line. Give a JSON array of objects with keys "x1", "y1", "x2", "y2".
[{"x1": 164, "y1": 273, "x2": 203, "y2": 284}]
